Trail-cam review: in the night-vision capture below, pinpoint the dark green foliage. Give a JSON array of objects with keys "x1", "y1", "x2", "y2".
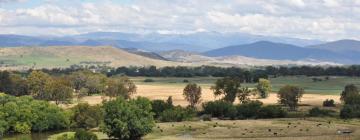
[
  {"x1": 183, "y1": 79, "x2": 189, "y2": 83},
  {"x1": 236, "y1": 101, "x2": 263, "y2": 119},
  {"x1": 308, "y1": 107, "x2": 335, "y2": 117},
  {"x1": 277, "y1": 85, "x2": 304, "y2": 110},
  {"x1": 258, "y1": 105, "x2": 287, "y2": 118},
  {"x1": 101, "y1": 97, "x2": 155, "y2": 140},
  {"x1": 341, "y1": 84, "x2": 359, "y2": 104},
  {"x1": 74, "y1": 129, "x2": 98, "y2": 140},
  {"x1": 0, "y1": 94, "x2": 69, "y2": 135},
  {"x1": 340, "y1": 105, "x2": 360, "y2": 119},
  {"x1": 323, "y1": 99, "x2": 335, "y2": 107},
  {"x1": 202, "y1": 100, "x2": 237, "y2": 119},
  {"x1": 143, "y1": 79, "x2": 155, "y2": 82},
  {"x1": 159, "y1": 106, "x2": 195, "y2": 122},
  {"x1": 151, "y1": 99, "x2": 173, "y2": 119},
  {"x1": 212, "y1": 77, "x2": 241, "y2": 103},
  {"x1": 71, "y1": 103, "x2": 103, "y2": 129},
  {"x1": 1, "y1": 73, "x2": 29, "y2": 97}
]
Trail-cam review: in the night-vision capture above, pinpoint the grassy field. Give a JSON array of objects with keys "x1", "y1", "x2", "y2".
[
  {"x1": 74, "y1": 76, "x2": 354, "y2": 107},
  {"x1": 44, "y1": 118, "x2": 360, "y2": 140},
  {"x1": 131, "y1": 76, "x2": 360, "y2": 95}
]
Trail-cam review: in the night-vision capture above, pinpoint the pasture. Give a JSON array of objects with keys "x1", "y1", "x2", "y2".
[
  {"x1": 22, "y1": 118, "x2": 360, "y2": 140},
  {"x1": 76, "y1": 76, "x2": 355, "y2": 107}
]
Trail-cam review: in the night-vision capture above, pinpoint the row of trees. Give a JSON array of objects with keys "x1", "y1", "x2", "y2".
[
  {"x1": 0, "y1": 70, "x2": 136, "y2": 105},
  {"x1": 107, "y1": 65, "x2": 360, "y2": 77}
]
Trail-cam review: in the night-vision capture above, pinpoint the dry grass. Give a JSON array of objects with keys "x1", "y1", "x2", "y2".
[
  {"x1": 145, "y1": 118, "x2": 360, "y2": 140},
  {"x1": 76, "y1": 84, "x2": 340, "y2": 108}
]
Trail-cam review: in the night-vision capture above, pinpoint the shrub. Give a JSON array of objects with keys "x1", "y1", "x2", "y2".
[
  {"x1": 258, "y1": 105, "x2": 287, "y2": 118},
  {"x1": 323, "y1": 99, "x2": 335, "y2": 107},
  {"x1": 308, "y1": 107, "x2": 335, "y2": 117},
  {"x1": 340, "y1": 105, "x2": 360, "y2": 119},
  {"x1": 74, "y1": 129, "x2": 98, "y2": 140},
  {"x1": 0, "y1": 95, "x2": 69, "y2": 135},
  {"x1": 151, "y1": 100, "x2": 173, "y2": 119},
  {"x1": 144, "y1": 79, "x2": 155, "y2": 82},
  {"x1": 183, "y1": 79, "x2": 189, "y2": 83},
  {"x1": 101, "y1": 97, "x2": 155, "y2": 140},
  {"x1": 202, "y1": 100, "x2": 237, "y2": 119},
  {"x1": 159, "y1": 106, "x2": 195, "y2": 122},
  {"x1": 71, "y1": 103, "x2": 103, "y2": 129},
  {"x1": 236, "y1": 100, "x2": 263, "y2": 119},
  {"x1": 200, "y1": 114, "x2": 212, "y2": 121}
]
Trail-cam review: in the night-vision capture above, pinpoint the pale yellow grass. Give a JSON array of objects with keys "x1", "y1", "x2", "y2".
[{"x1": 79, "y1": 84, "x2": 340, "y2": 107}]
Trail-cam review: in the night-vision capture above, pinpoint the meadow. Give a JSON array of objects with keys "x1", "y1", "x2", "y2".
[{"x1": 5, "y1": 75, "x2": 360, "y2": 140}]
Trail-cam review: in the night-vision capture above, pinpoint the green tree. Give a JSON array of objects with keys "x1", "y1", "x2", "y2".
[
  {"x1": 71, "y1": 103, "x2": 103, "y2": 129},
  {"x1": 3, "y1": 74, "x2": 29, "y2": 97},
  {"x1": 183, "y1": 83, "x2": 202, "y2": 108},
  {"x1": 277, "y1": 85, "x2": 304, "y2": 111},
  {"x1": 101, "y1": 97, "x2": 155, "y2": 140},
  {"x1": 256, "y1": 78, "x2": 271, "y2": 98},
  {"x1": 340, "y1": 84, "x2": 359, "y2": 104},
  {"x1": 27, "y1": 71, "x2": 51, "y2": 100},
  {"x1": 45, "y1": 78, "x2": 73, "y2": 105},
  {"x1": 237, "y1": 87, "x2": 252, "y2": 104},
  {"x1": 85, "y1": 74, "x2": 106, "y2": 95},
  {"x1": 166, "y1": 96, "x2": 173, "y2": 106},
  {"x1": 105, "y1": 77, "x2": 136, "y2": 99},
  {"x1": 211, "y1": 77, "x2": 241, "y2": 103}
]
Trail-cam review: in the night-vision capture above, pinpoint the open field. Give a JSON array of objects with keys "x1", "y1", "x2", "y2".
[
  {"x1": 145, "y1": 118, "x2": 360, "y2": 140},
  {"x1": 11, "y1": 118, "x2": 360, "y2": 140},
  {"x1": 132, "y1": 76, "x2": 360, "y2": 95},
  {"x1": 74, "y1": 76, "x2": 360, "y2": 107}
]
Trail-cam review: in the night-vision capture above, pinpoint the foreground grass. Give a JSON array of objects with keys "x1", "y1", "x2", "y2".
[
  {"x1": 144, "y1": 118, "x2": 360, "y2": 140},
  {"x1": 44, "y1": 118, "x2": 360, "y2": 140}
]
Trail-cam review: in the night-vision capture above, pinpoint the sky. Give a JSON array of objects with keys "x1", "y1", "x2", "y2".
[{"x1": 0, "y1": 0, "x2": 359, "y2": 41}]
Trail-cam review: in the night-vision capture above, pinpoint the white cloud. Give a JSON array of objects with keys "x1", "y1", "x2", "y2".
[{"x1": 0, "y1": 0, "x2": 359, "y2": 40}]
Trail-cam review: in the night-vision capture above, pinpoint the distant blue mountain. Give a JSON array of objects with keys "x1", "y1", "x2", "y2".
[
  {"x1": 204, "y1": 41, "x2": 352, "y2": 64},
  {"x1": 75, "y1": 31, "x2": 323, "y2": 49},
  {"x1": 1, "y1": 32, "x2": 360, "y2": 64}
]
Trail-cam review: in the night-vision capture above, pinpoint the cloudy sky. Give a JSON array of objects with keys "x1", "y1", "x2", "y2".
[{"x1": 0, "y1": 0, "x2": 359, "y2": 41}]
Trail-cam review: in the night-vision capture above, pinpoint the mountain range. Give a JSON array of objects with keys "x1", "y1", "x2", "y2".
[{"x1": 0, "y1": 32, "x2": 359, "y2": 65}]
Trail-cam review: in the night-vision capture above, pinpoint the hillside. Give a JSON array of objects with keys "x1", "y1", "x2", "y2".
[
  {"x1": 0, "y1": 46, "x2": 181, "y2": 70},
  {"x1": 160, "y1": 50, "x2": 340, "y2": 66}
]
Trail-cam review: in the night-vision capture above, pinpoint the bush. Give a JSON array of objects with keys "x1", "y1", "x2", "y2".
[
  {"x1": 183, "y1": 79, "x2": 189, "y2": 83},
  {"x1": 151, "y1": 99, "x2": 173, "y2": 119},
  {"x1": 308, "y1": 107, "x2": 335, "y2": 117},
  {"x1": 200, "y1": 114, "x2": 212, "y2": 121},
  {"x1": 258, "y1": 105, "x2": 287, "y2": 118},
  {"x1": 144, "y1": 79, "x2": 155, "y2": 82},
  {"x1": 236, "y1": 101, "x2": 263, "y2": 119},
  {"x1": 202, "y1": 100, "x2": 237, "y2": 119},
  {"x1": 71, "y1": 103, "x2": 103, "y2": 129},
  {"x1": 323, "y1": 99, "x2": 335, "y2": 107},
  {"x1": 0, "y1": 95, "x2": 69, "y2": 135},
  {"x1": 159, "y1": 106, "x2": 195, "y2": 122},
  {"x1": 101, "y1": 97, "x2": 155, "y2": 140},
  {"x1": 340, "y1": 105, "x2": 360, "y2": 119},
  {"x1": 74, "y1": 129, "x2": 98, "y2": 140}
]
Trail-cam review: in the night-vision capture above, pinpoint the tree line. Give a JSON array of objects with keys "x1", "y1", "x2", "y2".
[{"x1": 39, "y1": 65, "x2": 360, "y2": 79}]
